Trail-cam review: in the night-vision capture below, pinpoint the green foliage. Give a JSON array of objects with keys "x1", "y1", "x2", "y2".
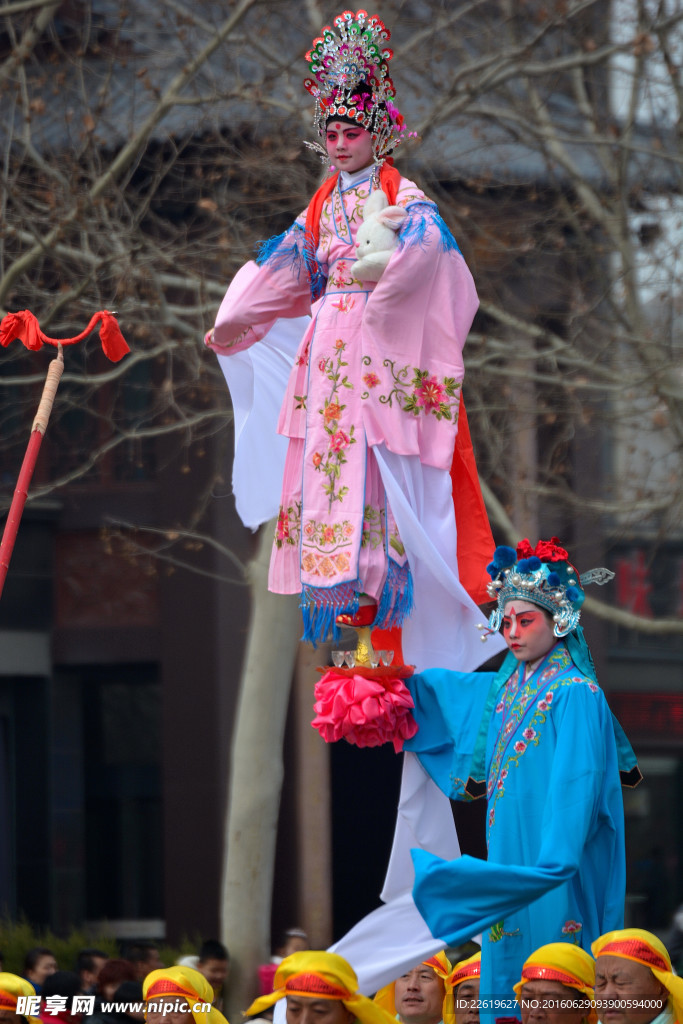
[
  {"x1": 0, "y1": 919, "x2": 200, "y2": 977},
  {"x1": 157, "y1": 936, "x2": 201, "y2": 971},
  {"x1": 0, "y1": 919, "x2": 118, "y2": 976}
]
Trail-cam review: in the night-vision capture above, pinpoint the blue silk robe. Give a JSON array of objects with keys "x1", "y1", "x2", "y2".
[{"x1": 404, "y1": 642, "x2": 638, "y2": 1020}]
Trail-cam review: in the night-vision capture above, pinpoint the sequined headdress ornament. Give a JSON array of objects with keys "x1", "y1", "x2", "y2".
[
  {"x1": 486, "y1": 538, "x2": 614, "y2": 638},
  {"x1": 304, "y1": 9, "x2": 408, "y2": 162},
  {"x1": 448, "y1": 952, "x2": 481, "y2": 990}
]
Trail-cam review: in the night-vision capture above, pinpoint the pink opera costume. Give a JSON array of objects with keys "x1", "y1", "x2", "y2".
[{"x1": 206, "y1": 10, "x2": 497, "y2": 664}]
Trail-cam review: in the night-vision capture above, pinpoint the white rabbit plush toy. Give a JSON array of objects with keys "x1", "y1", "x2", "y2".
[{"x1": 351, "y1": 188, "x2": 408, "y2": 282}]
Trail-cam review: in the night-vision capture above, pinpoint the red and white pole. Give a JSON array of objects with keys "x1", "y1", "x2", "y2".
[{"x1": 0, "y1": 345, "x2": 64, "y2": 599}]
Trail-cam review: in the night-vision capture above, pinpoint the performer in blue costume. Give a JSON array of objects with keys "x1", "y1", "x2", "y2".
[{"x1": 403, "y1": 538, "x2": 641, "y2": 1023}]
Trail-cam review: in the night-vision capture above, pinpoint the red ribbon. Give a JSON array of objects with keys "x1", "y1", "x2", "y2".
[{"x1": 0, "y1": 309, "x2": 129, "y2": 362}]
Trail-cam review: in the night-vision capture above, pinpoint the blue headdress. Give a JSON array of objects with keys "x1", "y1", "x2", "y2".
[{"x1": 485, "y1": 537, "x2": 614, "y2": 639}]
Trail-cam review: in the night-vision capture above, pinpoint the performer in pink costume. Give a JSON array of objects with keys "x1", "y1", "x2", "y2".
[{"x1": 206, "y1": 10, "x2": 498, "y2": 664}]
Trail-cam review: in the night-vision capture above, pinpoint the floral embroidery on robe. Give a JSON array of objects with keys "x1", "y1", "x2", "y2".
[{"x1": 208, "y1": 171, "x2": 478, "y2": 642}]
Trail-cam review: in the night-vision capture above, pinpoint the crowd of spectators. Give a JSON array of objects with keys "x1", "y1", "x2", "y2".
[{"x1": 0, "y1": 921, "x2": 681, "y2": 1024}]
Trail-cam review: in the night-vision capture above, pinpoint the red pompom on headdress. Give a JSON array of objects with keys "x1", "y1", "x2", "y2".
[{"x1": 516, "y1": 537, "x2": 569, "y2": 562}]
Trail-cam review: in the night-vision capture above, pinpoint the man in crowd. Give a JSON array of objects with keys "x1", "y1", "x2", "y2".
[
  {"x1": 196, "y1": 942, "x2": 230, "y2": 1010},
  {"x1": 258, "y1": 931, "x2": 310, "y2": 997},
  {"x1": 126, "y1": 945, "x2": 163, "y2": 984},
  {"x1": 245, "y1": 951, "x2": 397, "y2": 1024},
  {"x1": 395, "y1": 955, "x2": 450, "y2": 1024},
  {"x1": 23, "y1": 950, "x2": 57, "y2": 996},
  {"x1": 375, "y1": 954, "x2": 450, "y2": 1024},
  {"x1": 450, "y1": 953, "x2": 481, "y2": 1024},
  {"x1": 593, "y1": 929, "x2": 683, "y2": 1024},
  {"x1": 143, "y1": 965, "x2": 227, "y2": 1024},
  {"x1": 75, "y1": 951, "x2": 108, "y2": 996},
  {"x1": 514, "y1": 943, "x2": 596, "y2": 1024}
]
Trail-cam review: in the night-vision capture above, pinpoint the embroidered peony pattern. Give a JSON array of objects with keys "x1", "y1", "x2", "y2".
[
  {"x1": 316, "y1": 338, "x2": 356, "y2": 506},
  {"x1": 488, "y1": 647, "x2": 569, "y2": 794},
  {"x1": 561, "y1": 920, "x2": 583, "y2": 945},
  {"x1": 274, "y1": 502, "x2": 301, "y2": 549},
  {"x1": 486, "y1": 647, "x2": 596, "y2": 839},
  {"x1": 303, "y1": 517, "x2": 354, "y2": 552},
  {"x1": 373, "y1": 360, "x2": 461, "y2": 420}
]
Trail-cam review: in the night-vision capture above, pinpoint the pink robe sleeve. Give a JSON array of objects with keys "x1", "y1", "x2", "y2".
[
  {"x1": 361, "y1": 203, "x2": 478, "y2": 471},
  {"x1": 207, "y1": 216, "x2": 313, "y2": 357}
]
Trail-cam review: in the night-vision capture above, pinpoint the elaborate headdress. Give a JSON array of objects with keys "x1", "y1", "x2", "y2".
[
  {"x1": 486, "y1": 538, "x2": 614, "y2": 638},
  {"x1": 304, "y1": 10, "x2": 409, "y2": 162}
]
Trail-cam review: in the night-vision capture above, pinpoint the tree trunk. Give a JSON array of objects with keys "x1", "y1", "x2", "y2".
[{"x1": 221, "y1": 520, "x2": 301, "y2": 1021}]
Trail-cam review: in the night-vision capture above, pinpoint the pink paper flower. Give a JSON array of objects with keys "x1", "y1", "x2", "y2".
[{"x1": 312, "y1": 671, "x2": 418, "y2": 753}]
